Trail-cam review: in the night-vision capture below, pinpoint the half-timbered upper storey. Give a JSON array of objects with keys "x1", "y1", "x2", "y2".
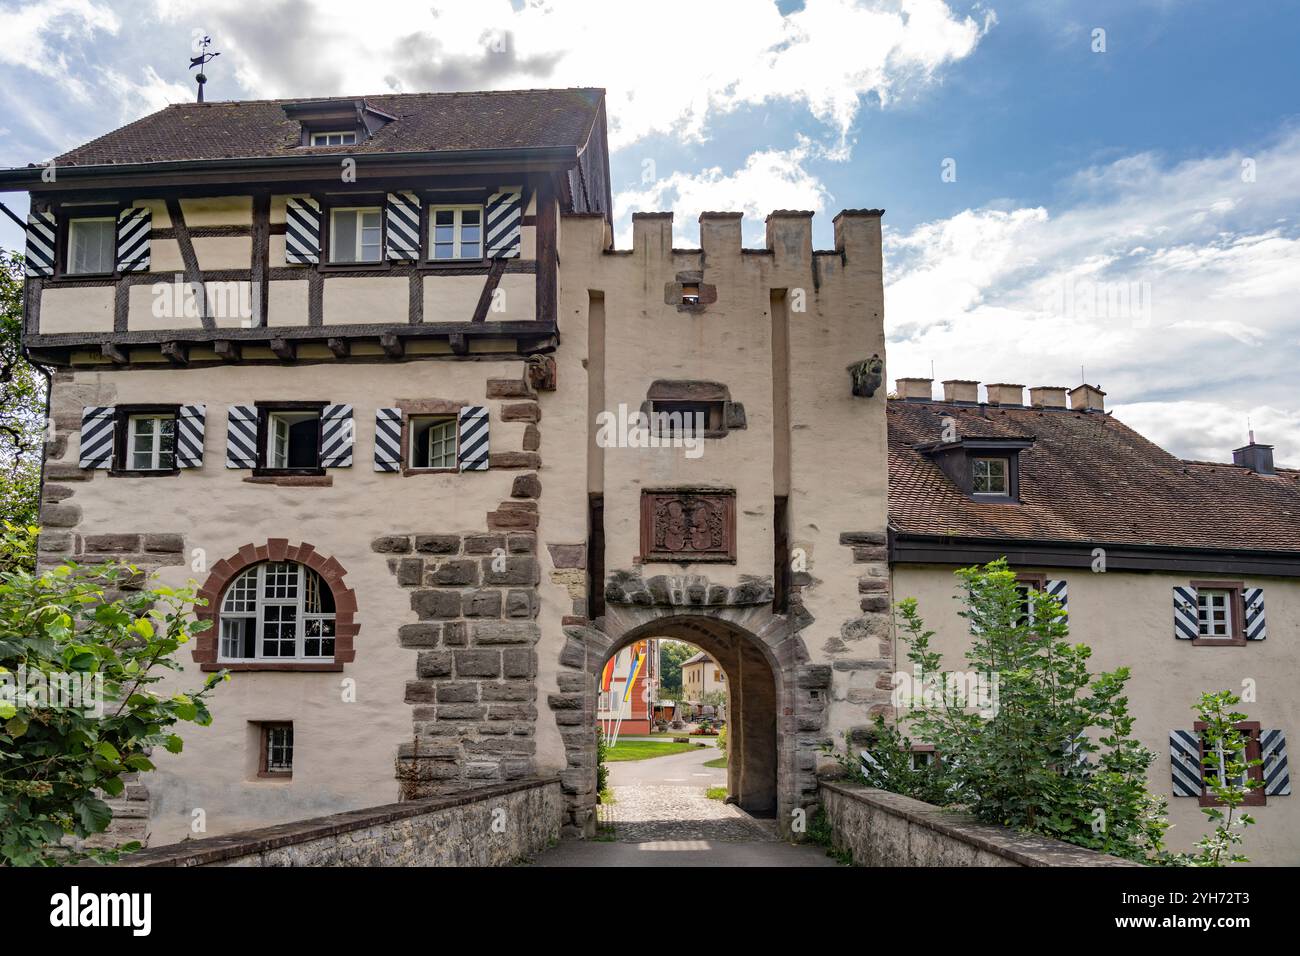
[{"x1": 1, "y1": 88, "x2": 611, "y2": 367}]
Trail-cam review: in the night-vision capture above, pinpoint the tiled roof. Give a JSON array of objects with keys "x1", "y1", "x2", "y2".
[
  {"x1": 888, "y1": 400, "x2": 1300, "y2": 553},
  {"x1": 50, "y1": 88, "x2": 605, "y2": 167}
]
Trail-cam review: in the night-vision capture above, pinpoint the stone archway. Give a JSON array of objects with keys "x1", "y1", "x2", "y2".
[{"x1": 552, "y1": 584, "x2": 825, "y2": 839}]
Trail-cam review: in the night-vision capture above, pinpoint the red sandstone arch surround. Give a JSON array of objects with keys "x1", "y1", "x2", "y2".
[{"x1": 192, "y1": 539, "x2": 359, "y2": 671}]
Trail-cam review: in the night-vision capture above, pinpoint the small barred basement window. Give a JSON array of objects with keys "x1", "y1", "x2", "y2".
[
  {"x1": 220, "y1": 561, "x2": 336, "y2": 663},
  {"x1": 260, "y1": 723, "x2": 294, "y2": 778}
]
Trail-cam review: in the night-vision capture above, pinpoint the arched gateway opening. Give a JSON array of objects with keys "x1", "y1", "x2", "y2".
[{"x1": 556, "y1": 600, "x2": 818, "y2": 839}]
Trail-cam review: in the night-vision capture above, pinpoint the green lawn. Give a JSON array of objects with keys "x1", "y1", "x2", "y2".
[
  {"x1": 703, "y1": 756, "x2": 727, "y2": 769},
  {"x1": 705, "y1": 787, "x2": 728, "y2": 801},
  {"x1": 603, "y1": 740, "x2": 701, "y2": 762}
]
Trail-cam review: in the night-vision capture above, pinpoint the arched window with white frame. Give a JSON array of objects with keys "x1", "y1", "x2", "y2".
[{"x1": 219, "y1": 561, "x2": 336, "y2": 662}]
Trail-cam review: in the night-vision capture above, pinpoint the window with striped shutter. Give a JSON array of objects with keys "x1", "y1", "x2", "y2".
[
  {"x1": 374, "y1": 407, "x2": 403, "y2": 471},
  {"x1": 175, "y1": 404, "x2": 206, "y2": 468},
  {"x1": 1172, "y1": 586, "x2": 1198, "y2": 640},
  {"x1": 116, "y1": 207, "x2": 151, "y2": 272},
  {"x1": 1243, "y1": 587, "x2": 1267, "y2": 641},
  {"x1": 1045, "y1": 579, "x2": 1068, "y2": 621},
  {"x1": 457, "y1": 405, "x2": 489, "y2": 471},
  {"x1": 225, "y1": 405, "x2": 258, "y2": 469},
  {"x1": 285, "y1": 197, "x2": 322, "y2": 264},
  {"x1": 484, "y1": 188, "x2": 522, "y2": 258},
  {"x1": 319, "y1": 404, "x2": 353, "y2": 468},
  {"x1": 79, "y1": 406, "x2": 115, "y2": 469},
  {"x1": 1262, "y1": 729, "x2": 1291, "y2": 796},
  {"x1": 385, "y1": 192, "x2": 421, "y2": 260},
  {"x1": 24, "y1": 212, "x2": 56, "y2": 277},
  {"x1": 1169, "y1": 730, "x2": 1202, "y2": 797}
]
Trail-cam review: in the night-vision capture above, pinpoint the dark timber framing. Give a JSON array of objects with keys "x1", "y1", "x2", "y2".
[{"x1": 890, "y1": 531, "x2": 1300, "y2": 578}]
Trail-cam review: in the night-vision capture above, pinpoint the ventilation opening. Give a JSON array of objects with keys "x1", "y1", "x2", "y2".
[{"x1": 587, "y1": 493, "x2": 605, "y2": 620}]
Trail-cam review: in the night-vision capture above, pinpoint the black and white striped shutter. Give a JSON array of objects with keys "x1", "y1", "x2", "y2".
[
  {"x1": 1244, "y1": 587, "x2": 1267, "y2": 641},
  {"x1": 24, "y1": 212, "x2": 56, "y2": 277},
  {"x1": 175, "y1": 404, "x2": 206, "y2": 468},
  {"x1": 374, "y1": 407, "x2": 402, "y2": 472},
  {"x1": 484, "y1": 188, "x2": 522, "y2": 258},
  {"x1": 458, "y1": 405, "x2": 489, "y2": 471},
  {"x1": 285, "y1": 197, "x2": 322, "y2": 265},
  {"x1": 79, "y1": 407, "x2": 114, "y2": 469},
  {"x1": 1169, "y1": 730, "x2": 1202, "y2": 797},
  {"x1": 116, "y1": 207, "x2": 151, "y2": 273},
  {"x1": 225, "y1": 405, "x2": 258, "y2": 469},
  {"x1": 1173, "y1": 585, "x2": 1198, "y2": 640},
  {"x1": 385, "y1": 192, "x2": 421, "y2": 261},
  {"x1": 1262, "y1": 729, "x2": 1291, "y2": 796},
  {"x1": 1045, "y1": 579, "x2": 1068, "y2": 621},
  {"x1": 320, "y1": 404, "x2": 353, "y2": 468}
]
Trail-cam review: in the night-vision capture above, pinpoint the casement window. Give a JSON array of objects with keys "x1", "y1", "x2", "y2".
[
  {"x1": 1012, "y1": 574, "x2": 1067, "y2": 628},
  {"x1": 1170, "y1": 726, "x2": 1290, "y2": 802},
  {"x1": 373, "y1": 405, "x2": 487, "y2": 473},
  {"x1": 1174, "y1": 581, "x2": 1263, "y2": 646},
  {"x1": 66, "y1": 216, "x2": 117, "y2": 275},
  {"x1": 972, "y1": 457, "x2": 1009, "y2": 496},
  {"x1": 681, "y1": 282, "x2": 701, "y2": 305},
  {"x1": 220, "y1": 561, "x2": 336, "y2": 663},
  {"x1": 225, "y1": 402, "x2": 353, "y2": 474},
  {"x1": 908, "y1": 745, "x2": 937, "y2": 771},
  {"x1": 126, "y1": 414, "x2": 176, "y2": 471},
  {"x1": 267, "y1": 408, "x2": 323, "y2": 470},
  {"x1": 310, "y1": 130, "x2": 356, "y2": 146},
  {"x1": 1196, "y1": 722, "x2": 1266, "y2": 808},
  {"x1": 259, "y1": 723, "x2": 294, "y2": 778},
  {"x1": 429, "y1": 205, "x2": 483, "y2": 261},
  {"x1": 409, "y1": 416, "x2": 458, "y2": 470},
  {"x1": 329, "y1": 207, "x2": 383, "y2": 263}
]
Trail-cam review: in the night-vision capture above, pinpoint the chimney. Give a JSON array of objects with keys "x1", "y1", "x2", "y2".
[
  {"x1": 941, "y1": 379, "x2": 979, "y2": 404},
  {"x1": 985, "y1": 383, "x2": 1024, "y2": 406},
  {"x1": 896, "y1": 377, "x2": 933, "y2": 401},
  {"x1": 1233, "y1": 436, "x2": 1276, "y2": 475},
  {"x1": 1029, "y1": 386, "x2": 1069, "y2": 409},
  {"x1": 1069, "y1": 383, "x2": 1106, "y2": 412}
]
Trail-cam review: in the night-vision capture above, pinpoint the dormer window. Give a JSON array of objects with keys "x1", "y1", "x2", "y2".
[
  {"x1": 310, "y1": 130, "x2": 356, "y2": 147},
  {"x1": 972, "y1": 457, "x2": 1009, "y2": 496}
]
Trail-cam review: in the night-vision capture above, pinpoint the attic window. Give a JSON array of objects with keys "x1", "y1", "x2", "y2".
[
  {"x1": 972, "y1": 457, "x2": 1009, "y2": 496},
  {"x1": 310, "y1": 131, "x2": 356, "y2": 147}
]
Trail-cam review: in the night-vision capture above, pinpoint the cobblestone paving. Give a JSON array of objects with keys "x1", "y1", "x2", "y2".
[{"x1": 599, "y1": 784, "x2": 778, "y2": 842}]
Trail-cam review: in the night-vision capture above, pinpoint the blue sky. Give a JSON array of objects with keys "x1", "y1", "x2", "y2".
[{"x1": 2, "y1": 0, "x2": 1298, "y2": 463}]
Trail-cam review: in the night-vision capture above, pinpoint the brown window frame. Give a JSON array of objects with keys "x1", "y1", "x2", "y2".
[
  {"x1": 395, "y1": 399, "x2": 466, "y2": 477},
  {"x1": 252, "y1": 401, "x2": 327, "y2": 477},
  {"x1": 109, "y1": 404, "x2": 181, "y2": 477},
  {"x1": 908, "y1": 743, "x2": 939, "y2": 770},
  {"x1": 1189, "y1": 580, "x2": 1247, "y2": 647},
  {"x1": 258, "y1": 722, "x2": 295, "y2": 779},
  {"x1": 317, "y1": 194, "x2": 390, "y2": 272},
  {"x1": 53, "y1": 202, "x2": 126, "y2": 281},
  {"x1": 1194, "y1": 720, "x2": 1264, "y2": 807}
]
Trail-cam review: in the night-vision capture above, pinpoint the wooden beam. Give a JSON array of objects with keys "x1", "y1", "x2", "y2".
[
  {"x1": 327, "y1": 337, "x2": 350, "y2": 359},
  {"x1": 161, "y1": 341, "x2": 189, "y2": 366},
  {"x1": 380, "y1": 332, "x2": 404, "y2": 359},
  {"x1": 269, "y1": 337, "x2": 296, "y2": 361},
  {"x1": 449, "y1": 332, "x2": 468, "y2": 355},
  {"x1": 100, "y1": 342, "x2": 128, "y2": 365},
  {"x1": 214, "y1": 340, "x2": 241, "y2": 363}
]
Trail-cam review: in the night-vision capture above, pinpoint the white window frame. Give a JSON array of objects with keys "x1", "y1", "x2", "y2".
[
  {"x1": 126, "y1": 414, "x2": 176, "y2": 471},
  {"x1": 219, "y1": 562, "x2": 336, "y2": 663},
  {"x1": 408, "y1": 415, "x2": 458, "y2": 470},
  {"x1": 310, "y1": 130, "x2": 356, "y2": 146},
  {"x1": 1197, "y1": 589, "x2": 1233, "y2": 639},
  {"x1": 972, "y1": 456, "x2": 1009, "y2": 496},
  {"x1": 329, "y1": 206, "x2": 383, "y2": 263},
  {"x1": 265, "y1": 410, "x2": 321, "y2": 470},
  {"x1": 428, "y1": 204, "x2": 484, "y2": 261},
  {"x1": 66, "y1": 215, "x2": 117, "y2": 275}
]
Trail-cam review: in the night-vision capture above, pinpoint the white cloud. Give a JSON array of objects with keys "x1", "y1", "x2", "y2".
[
  {"x1": 150, "y1": 0, "x2": 991, "y2": 148},
  {"x1": 1112, "y1": 402, "x2": 1300, "y2": 470},
  {"x1": 0, "y1": 0, "x2": 121, "y2": 101},
  {"x1": 885, "y1": 127, "x2": 1300, "y2": 465},
  {"x1": 612, "y1": 140, "x2": 831, "y2": 245}
]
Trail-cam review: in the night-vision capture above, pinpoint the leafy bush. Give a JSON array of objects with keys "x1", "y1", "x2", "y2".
[
  {"x1": 716, "y1": 726, "x2": 727, "y2": 753},
  {"x1": 0, "y1": 526, "x2": 225, "y2": 865},
  {"x1": 1171, "y1": 691, "x2": 1259, "y2": 866},
  {"x1": 595, "y1": 727, "x2": 609, "y2": 798}
]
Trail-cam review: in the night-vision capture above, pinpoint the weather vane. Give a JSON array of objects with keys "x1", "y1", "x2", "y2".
[{"x1": 190, "y1": 36, "x2": 220, "y2": 103}]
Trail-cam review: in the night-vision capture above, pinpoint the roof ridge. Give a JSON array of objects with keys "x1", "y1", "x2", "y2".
[{"x1": 169, "y1": 87, "x2": 607, "y2": 108}]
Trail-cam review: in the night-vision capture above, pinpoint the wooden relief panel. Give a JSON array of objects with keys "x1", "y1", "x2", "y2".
[{"x1": 640, "y1": 490, "x2": 736, "y2": 563}]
